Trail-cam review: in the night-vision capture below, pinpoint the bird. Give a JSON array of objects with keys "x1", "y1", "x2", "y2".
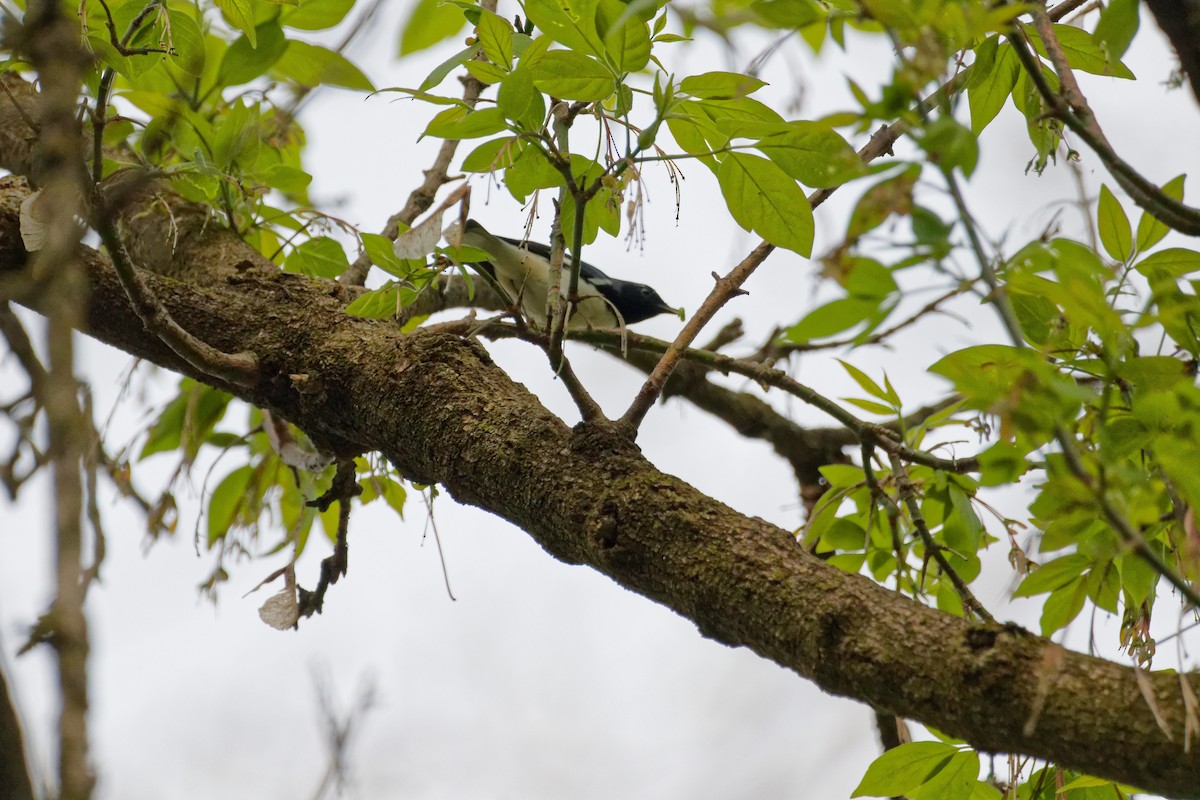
[{"x1": 454, "y1": 219, "x2": 676, "y2": 330}]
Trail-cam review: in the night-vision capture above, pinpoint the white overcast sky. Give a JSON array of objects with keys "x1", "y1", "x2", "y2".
[{"x1": 2, "y1": 3, "x2": 1199, "y2": 799}]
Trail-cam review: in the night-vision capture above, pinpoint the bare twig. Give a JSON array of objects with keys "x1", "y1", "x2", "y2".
[
  {"x1": 297, "y1": 460, "x2": 361, "y2": 619},
  {"x1": 620, "y1": 243, "x2": 772, "y2": 432}
]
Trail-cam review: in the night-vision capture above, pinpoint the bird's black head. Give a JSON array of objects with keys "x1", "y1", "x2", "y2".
[{"x1": 608, "y1": 281, "x2": 676, "y2": 325}]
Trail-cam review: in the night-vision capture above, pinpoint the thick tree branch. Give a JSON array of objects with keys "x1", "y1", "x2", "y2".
[{"x1": 1, "y1": 176, "x2": 1199, "y2": 798}]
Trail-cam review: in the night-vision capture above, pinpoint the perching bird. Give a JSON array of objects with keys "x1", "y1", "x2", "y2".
[{"x1": 456, "y1": 219, "x2": 676, "y2": 330}]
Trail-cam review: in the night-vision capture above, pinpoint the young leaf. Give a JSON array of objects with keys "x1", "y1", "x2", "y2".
[
  {"x1": 476, "y1": 9, "x2": 515, "y2": 70},
  {"x1": 597, "y1": 0, "x2": 651, "y2": 73},
  {"x1": 1134, "y1": 174, "x2": 1185, "y2": 252},
  {"x1": 284, "y1": 236, "x2": 350, "y2": 278},
  {"x1": 680, "y1": 71, "x2": 768, "y2": 99},
  {"x1": 968, "y1": 41, "x2": 1018, "y2": 135},
  {"x1": 399, "y1": 0, "x2": 466, "y2": 56},
  {"x1": 214, "y1": 0, "x2": 257, "y2": 47},
  {"x1": 424, "y1": 106, "x2": 509, "y2": 140},
  {"x1": 786, "y1": 297, "x2": 879, "y2": 342},
  {"x1": 273, "y1": 41, "x2": 374, "y2": 90},
  {"x1": 218, "y1": 22, "x2": 288, "y2": 86},
  {"x1": 497, "y1": 68, "x2": 546, "y2": 131},
  {"x1": 207, "y1": 465, "x2": 255, "y2": 546},
  {"x1": 280, "y1": 0, "x2": 356, "y2": 31},
  {"x1": 523, "y1": 0, "x2": 603, "y2": 56},
  {"x1": 345, "y1": 283, "x2": 400, "y2": 318},
  {"x1": 1097, "y1": 185, "x2": 1132, "y2": 262},
  {"x1": 1093, "y1": 0, "x2": 1139, "y2": 59}
]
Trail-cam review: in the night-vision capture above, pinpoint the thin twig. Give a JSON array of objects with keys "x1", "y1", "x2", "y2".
[
  {"x1": 1006, "y1": 16, "x2": 1200, "y2": 234},
  {"x1": 488, "y1": 321, "x2": 981, "y2": 473},
  {"x1": 620, "y1": 242, "x2": 772, "y2": 432},
  {"x1": 889, "y1": 454, "x2": 996, "y2": 623},
  {"x1": 93, "y1": 214, "x2": 259, "y2": 386}
]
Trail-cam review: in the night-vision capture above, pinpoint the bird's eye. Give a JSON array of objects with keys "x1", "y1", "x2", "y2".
[{"x1": 641, "y1": 287, "x2": 653, "y2": 296}]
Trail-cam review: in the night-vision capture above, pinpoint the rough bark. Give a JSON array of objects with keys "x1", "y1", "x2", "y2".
[{"x1": 0, "y1": 175, "x2": 1198, "y2": 797}]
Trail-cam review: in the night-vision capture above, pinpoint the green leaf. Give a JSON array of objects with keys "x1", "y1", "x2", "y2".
[
  {"x1": 819, "y1": 518, "x2": 867, "y2": 551},
  {"x1": 529, "y1": 50, "x2": 615, "y2": 101},
  {"x1": 280, "y1": 0, "x2": 356, "y2": 30},
  {"x1": 461, "y1": 136, "x2": 522, "y2": 172},
  {"x1": 917, "y1": 116, "x2": 979, "y2": 177},
  {"x1": 504, "y1": 145, "x2": 565, "y2": 201},
  {"x1": 214, "y1": 0, "x2": 257, "y2": 46},
  {"x1": 273, "y1": 41, "x2": 373, "y2": 90},
  {"x1": 1040, "y1": 578, "x2": 1087, "y2": 635},
  {"x1": 218, "y1": 22, "x2": 287, "y2": 85},
  {"x1": 752, "y1": 0, "x2": 821, "y2": 29},
  {"x1": 843, "y1": 397, "x2": 895, "y2": 416},
  {"x1": 211, "y1": 100, "x2": 258, "y2": 169},
  {"x1": 907, "y1": 751, "x2": 979, "y2": 800},
  {"x1": 465, "y1": 60, "x2": 510, "y2": 84},
  {"x1": 523, "y1": 0, "x2": 603, "y2": 56},
  {"x1": 360, "y1": 474, "x2": 408, "y2": 517},
  {"x1": 345, "y1": 283, "x2": 400, "y2": 318},
  {"x1": 497, "y1": 67, "x2": 546, "y2": 130},
  {"x1": 1135, "y1": 175, "x2": 1185, "y2": 252},
  {"x1": 756, "y1": 122, "x2": 864, "y2": 188},
  {"x1": 1118, "y1": 549, "x2": 1161, "y2": 605},
  {"x1": 164, "y1": 10, "x2": 206, "y2": 77},
  {"x1": 419, "y1": 44, "x2": 480, "y2": 91},
  {"x1": 838, "y1": 360, "x2": 893, "y2": 405},
  {"x1": 476, "y1": 9, "x2": 514, "y2": 70},
  {"x1": 1097, "y1": 185, "x2": 1132, "y2": 261},
  {"x1": 284, "y1": 236, "x2": 350, "y2": 278},
  {"x1": 1135, "y1": 247, "x2": 1200, "y2": 280},
  {"x1": 424, "y1": 106, "x2": 509, "y2": 140},
  {"x1": 1093, "y1": 0, "x2": 1139, "y2": 59},
  {"x1": 360, "y1": 232, "x2": 405, "y2": 275},
  {"x1": 968, "y1": 41, "x2": 1018, "y2": 135},
  {"x1": 786, "y1": 297, "x2": 879, "y2": 342},
  {"x1": 717, "y1": 153, "x2": 814, "y2": 256},
  {"x1": 680, "y1": 71, "x2": 767, "y2": 99},
  {"x1": 399, "y1": 0, "x2": 466, "y2": 56},
  {"x1": 1014, "y1": 553, "x2": 1090, "y2": 597},
  {"x1": 818, "y1": 464, "x2": 865, "y2": 488},
  {"x1": 207, "y1": 465, "x2": 255, "y2": 546},
  {"x1": 597, "y1": 0, "x2": 651, "y2": 73},
  {"x1": 666, "y1": 115, "x2": 718, "y2": 171},
  {"x1": 140, "y1": 381, "x2": 232, "y2": 460},
  {"x1": 1030, "y1": 24, "x2": 1134, "y2": 79},
  {"x1": 852, "y1": 741, "x2": 958, "y2": 797},
  {"x1": 257, "y1": 164, "x2": 312, "y2": 196}
]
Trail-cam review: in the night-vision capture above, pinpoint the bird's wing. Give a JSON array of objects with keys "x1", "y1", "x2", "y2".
[{"x1": 490, "y1": 235, "x2": 615, "y2": 290}]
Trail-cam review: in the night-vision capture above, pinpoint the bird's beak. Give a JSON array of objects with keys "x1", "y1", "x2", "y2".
[{"x1": 656, "y1": 299, "x2": 678, "y2": 318}]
